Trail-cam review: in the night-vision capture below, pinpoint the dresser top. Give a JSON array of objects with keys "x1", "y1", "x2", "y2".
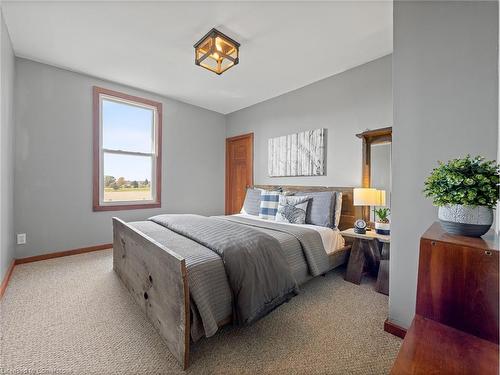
[
  {"x1": 422, "y1": 222, "x2": 499, "y2": 251},
  {"x1": 391, "y1": 315, "x2": 499, "y2": 375}
]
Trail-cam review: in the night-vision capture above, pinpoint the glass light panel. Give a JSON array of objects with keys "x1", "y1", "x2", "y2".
[
  {"x1": 197, "y1": 49, "x2": 206, "y2": 60},
  {"x1": 216, "y1": 37, "x2": 235, "y2": 57},
  {"x1": 227, "y1": 48, "x2": 238, "y2": 59},
  {"x1": 200, "y1": 56, "x2": 219, "y2": 72},
  {"x1": 220, "y1": 59, "x2": 234, "y2": 73},
  {"x1": 103, "y1": 152, "x2": 153, "y2": 202},
  {"x1": 102, "y1": 99, "x2": 154, "y2": 153},
  {"x1": 199, "y1": 38, "x2": 212, "y2": 55}
]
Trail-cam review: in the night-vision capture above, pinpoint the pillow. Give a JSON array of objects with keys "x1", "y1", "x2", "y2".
[
  {"x1": 334, "y1": 192, "x2": 343, "y2": 228},
  {"x1": 276, "y1": 195, "x2": 311, "y2": 224},
  {"x1": 295, "y1": 191, "x2": 337, "y2": 228},
  {"x1": 240, "y1": 188, "x2": 262, "y2": 216},
  {"x1": 259, "y1": 190, "x2": 281, "y2": 220}
]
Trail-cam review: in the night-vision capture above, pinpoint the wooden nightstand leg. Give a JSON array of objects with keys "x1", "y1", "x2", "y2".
[
  {"x1": 376, "y1": 243, "x2": 390, "y2": 295},
  {"x1": 345, "y1": 238, "x2": 366, "y2": 284},
  {"x1": 364, "y1": 239, "x2": 381, "y2": 276}
]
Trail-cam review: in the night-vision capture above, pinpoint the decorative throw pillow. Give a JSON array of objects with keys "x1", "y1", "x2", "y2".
[
  {"x1": 296, "y1": 191, "x2": 337, "y2": 228},
  {"x1": 275, "y1": 195, "x2": 311, "y2": 224},
  {"x1": 240, "y1": 188, "x2": 262, "y2": 216},
  {"x1": 259, "y1": 190, "x2": 281, "y2": 220}
]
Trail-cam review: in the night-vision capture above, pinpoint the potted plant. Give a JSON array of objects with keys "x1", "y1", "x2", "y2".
[
  {"x1": 374, "y1": 208, "x2": 390, "y2": 235},
  {"x1": 424, "y1": 155, "x2": 499, "y2": 237}
]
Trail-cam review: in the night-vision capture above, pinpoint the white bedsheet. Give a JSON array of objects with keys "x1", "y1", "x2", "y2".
[{"x1": 233, "y1": 214, "x2": 345, "y2": 255}]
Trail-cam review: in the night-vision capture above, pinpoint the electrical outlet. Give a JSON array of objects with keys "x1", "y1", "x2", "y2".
[{"x1": 17, "y1": 233, "x2": 26, "y2": 245}]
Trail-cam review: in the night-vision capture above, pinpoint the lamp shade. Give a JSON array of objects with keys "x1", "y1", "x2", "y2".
[{"x1": 353, "y1": 188, "x2": 386, "y2": 206}]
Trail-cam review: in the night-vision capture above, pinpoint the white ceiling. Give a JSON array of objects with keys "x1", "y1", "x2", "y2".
[{"x1": 2, "y1": 1, "x2": 392, "y2": 114}]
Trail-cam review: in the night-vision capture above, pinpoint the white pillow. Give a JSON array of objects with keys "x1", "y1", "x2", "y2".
[{"x1": 275, "y1": 195, "x2": 311, "y2": 224}]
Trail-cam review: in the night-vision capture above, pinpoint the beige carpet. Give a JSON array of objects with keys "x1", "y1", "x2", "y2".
[{"x1": 1, "y1": 250, "x2": 401, "y2": 374}]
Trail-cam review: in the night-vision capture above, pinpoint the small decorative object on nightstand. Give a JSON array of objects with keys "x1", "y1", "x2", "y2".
[
  {"x1": 354, "y1": 219, "x2": 367, "y2": 234},
  {"x1": 374, "y1": 205, "x2": 390, "y2": 235},
  {"x1": 341, "y1": 228, "x2": 390, "y2": 295}
]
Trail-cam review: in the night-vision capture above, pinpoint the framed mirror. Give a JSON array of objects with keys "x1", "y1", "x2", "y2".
[{"x1": 356, "y1": 127, "x2": 392, "y2": 223}]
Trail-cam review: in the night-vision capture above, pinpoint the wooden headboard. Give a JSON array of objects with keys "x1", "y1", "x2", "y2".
[{"x1": 253, "y1": 185, "x2": 360, "y2": 231}]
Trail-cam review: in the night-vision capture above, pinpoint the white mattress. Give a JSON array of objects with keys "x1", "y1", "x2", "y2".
[{"x1": 234, "y1": 214, "x2": 345, "y2": 255}]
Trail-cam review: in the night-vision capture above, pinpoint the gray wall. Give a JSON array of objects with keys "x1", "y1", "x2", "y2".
[
  {"x1": 14, "y1": 59, "x2": 226, "y2": 258},
  {"x1": 226, "y1": 55, "x2": 392, "y2": 187},
  {"x1": 0, "y1": 11, "x2": 15, "y2": 279},
  {"x1": 391, "y1": 1, "x2": 498, "y2": 328}
]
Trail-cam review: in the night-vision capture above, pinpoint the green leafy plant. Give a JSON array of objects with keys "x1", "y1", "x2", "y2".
[
  {"x1": 424, "y1": 155, "x2": 499, "y2": 209},
  {"x1": 374, "y1": 208, "x2": 390, "y2": 223}
]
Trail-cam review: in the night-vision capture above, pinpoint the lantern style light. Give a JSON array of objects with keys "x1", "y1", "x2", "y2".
[{"x1": 194, "y1": 28, "x2": 240, "y2": 75}]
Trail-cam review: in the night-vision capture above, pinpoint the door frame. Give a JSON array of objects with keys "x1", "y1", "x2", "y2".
[{"x1": 225, "y1": 133, "x2": 254, "y2": 214}]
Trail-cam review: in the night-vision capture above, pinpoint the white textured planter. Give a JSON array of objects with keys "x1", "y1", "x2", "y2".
[
  {"x1": 375, "y1": 222, "x2": 390, "y2": 235},
  {"x1": 438, "y1": 204, "x2": 493, "y2": 237}
]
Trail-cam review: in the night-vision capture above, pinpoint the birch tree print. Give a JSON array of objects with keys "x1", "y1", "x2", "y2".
[{"x1": 268, "y1": 128, "x2": 325, "y2": 177}]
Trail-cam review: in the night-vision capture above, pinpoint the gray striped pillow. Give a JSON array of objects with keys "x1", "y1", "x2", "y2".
[{"x1": 296, "y1": 191, "x2": 337, "y2": 228}]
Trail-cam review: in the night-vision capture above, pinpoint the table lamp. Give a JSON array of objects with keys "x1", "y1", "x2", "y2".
[{"x1": 353, "y1": 188, "x2": 385, "y2": 234}]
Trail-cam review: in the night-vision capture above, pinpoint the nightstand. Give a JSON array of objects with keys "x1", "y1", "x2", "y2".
[{"x1": 340, "y1": 228, "x2": 390, "y2": 294}]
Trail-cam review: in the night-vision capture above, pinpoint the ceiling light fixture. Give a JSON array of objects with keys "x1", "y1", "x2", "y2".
[{"x1": 194, "y1": 28, "x2": 240, "y2": 75}]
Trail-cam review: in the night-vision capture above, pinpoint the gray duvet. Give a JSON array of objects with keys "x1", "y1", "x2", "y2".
[
  {"x1": 150, "y1": 214, "x2": 298, "y2": 326},
  {"x1": 129, "y1": 214, "x2": 330, "y2": 341}
]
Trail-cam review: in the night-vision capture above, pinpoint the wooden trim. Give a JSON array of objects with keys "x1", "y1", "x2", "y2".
[
  {"x1": 93, "y1": 86, "x2": 100, "y2": 210},
  {"x1": 384, "y1": 318, "x2": 407, "y2": 339},
  {"x1": 92, "y1": 203, "x2": 161, "y2": 212},
  {"x1": 356, "y1": 126, "x2": 393, "y2": 140},
  {"x1": 0, "y1": 260, "x2": 16, "y2": 299},
  {"x1": 15, "y1": 243, "x2": 112, "y2": 265},
  {"x1": 361, "y1": 137, "x2": 371, "y2": 221},
  {"x1": 225, "y1": 133, "x2": 254, "y2": 215},
  {"x1": 226, "y1": 132, "x2": 254, "y2": 143},
  {"x1": 92, "y1": 86, "x2": 163, "y2": 212}
]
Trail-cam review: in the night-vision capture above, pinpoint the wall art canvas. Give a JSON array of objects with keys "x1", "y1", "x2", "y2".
[{"x1": 268, "y1": 128, "x2": 326, "y2": 177}]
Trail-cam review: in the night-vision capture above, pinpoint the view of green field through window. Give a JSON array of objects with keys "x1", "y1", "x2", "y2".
[{"x1": 103, "y1": 174, "x2": 152, "y2": 202}]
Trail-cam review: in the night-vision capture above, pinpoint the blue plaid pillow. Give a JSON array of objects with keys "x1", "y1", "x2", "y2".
[{"x1": 259, "y1": 190, "x2": 281, "y2": 220}]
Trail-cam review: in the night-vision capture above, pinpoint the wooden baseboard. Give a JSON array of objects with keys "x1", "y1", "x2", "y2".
[
  {"x1": 0, "y1": 260, "x2": 16, "y2": 299},
  {"x1": 384, "y1": 318, "x2": 407, "y2": 339},
  {"x1": 0, "y1": 244, "x2": 112, "y2": 300},
  {"x1": 15, "y1": 243, "x2": 112, "y2": 265}
]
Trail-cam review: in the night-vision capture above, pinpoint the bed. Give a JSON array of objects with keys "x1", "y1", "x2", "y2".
[{"x1": 112, "y1": 185, "x2": 360, "y2": 369}]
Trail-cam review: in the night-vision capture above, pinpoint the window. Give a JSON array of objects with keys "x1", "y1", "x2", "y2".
[{"x1": 93, "y1": 87, "x2": 162, "y2": 211}]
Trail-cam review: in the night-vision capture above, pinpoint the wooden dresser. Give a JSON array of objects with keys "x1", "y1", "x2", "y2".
[{"x1": 391, "y1": 222, "x2": 499, "y2": 374}]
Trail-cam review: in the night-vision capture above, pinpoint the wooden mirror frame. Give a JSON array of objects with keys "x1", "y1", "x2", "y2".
[{"x1": 356, "y1": 126, "x2": 392, "y2": 222}]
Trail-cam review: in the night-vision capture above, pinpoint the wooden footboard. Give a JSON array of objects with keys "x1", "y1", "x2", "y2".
[{"x1": 112, "y1": 218, "x2": 190, "y2": 370}]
